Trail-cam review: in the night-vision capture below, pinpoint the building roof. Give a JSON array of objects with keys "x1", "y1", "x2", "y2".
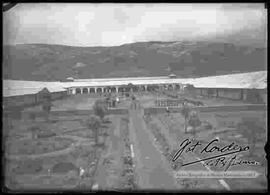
[
  {"x1": 186, "y1": 71, "x2": 267, "y2": 89},
  {"x1": 37, "y1": 87, "x2": 50, "y2": 94},
  {"x1": 3, "y1": 80, "x2": 66, "y2": 97},
  {"x1": 63, "y1": 71, "x2": 267, "y2": 89},
  {"x1": 3, "y1": 71, "x2": 267, "y2": 97},
  {"x1": 168, "y1": 73, "x2": 176, "y2": 77},
  {"x1": 73, "y1": 76, "x2": 169, "y2": 82}
]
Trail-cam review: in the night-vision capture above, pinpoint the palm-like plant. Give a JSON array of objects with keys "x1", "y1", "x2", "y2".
[
  {"x1": 93, "y1": 100, "x2": 108, "y2": 122},
  {"x1": 86, "y1": 116, "x2": 101, "y2": 146},
  {"x1": 127, "y1": 83, "x2": 135, "y2": 92},
  {"x1": 181, "y1": 104, "x2": 192, "y2": 134},
  {"x1": 188, "y1": 111, "x2": 201, "y2": 137}
]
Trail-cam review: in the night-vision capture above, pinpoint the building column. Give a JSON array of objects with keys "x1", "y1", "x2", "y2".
[
  {"x1": 116, "y1": 86, "x2": 119, "y2": 93},
  {"x1": 240, "y1": 89, "x2": 243, "y2": 100},
  {"x1": 72, "y1": 88, "x2": 76, "y2": 95}
]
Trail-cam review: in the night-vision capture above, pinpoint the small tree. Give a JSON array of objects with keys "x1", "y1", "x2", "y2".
[
  {"x1": 42, "y1": 98, "x2": 52, "y2": 121},
  {"x1": 181, "y1": 104, "x2": 192, "y2": 134},
  {"x1": 29, "y1": 112, "x2": 36, "y2": 122},
  {"x1": 28, "y1": 125, "x2": 40, "y2": 139},
  {"x1": 93, "y1": 100, "x2": 108, "y2": 122},
  {"x1": 86, "y1": 116, "x2": 101, "y2": 146},
  {"x1": 185, "y1": 84, "x2": 195, "y2": 93},
  {"x1": 188, "y1": 111, "x2": 201, "y2": 137},
  {"x1": 237, "y1": 117, "x2": 265, "y2": 157}
]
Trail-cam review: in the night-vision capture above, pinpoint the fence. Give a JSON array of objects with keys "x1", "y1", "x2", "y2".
[{"x1": 154, "y1": 98, "x2": 204, "y2": 107}]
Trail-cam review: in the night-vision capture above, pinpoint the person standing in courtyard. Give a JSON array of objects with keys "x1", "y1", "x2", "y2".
[{"x1": 166, "y1": 106, "x2": 170, "y2": 116}]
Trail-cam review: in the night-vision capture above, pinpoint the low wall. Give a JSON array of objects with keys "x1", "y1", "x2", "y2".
[
  {"x1": 144, "y1": 104, "x2": 267, "y2": 115},
  {"x1": 3, "y1": 91, "x2": 68, "y2": 111},
  {"x1": 217, "y1": 88, "x2": 242, "y2": 100},
  {"x1": 193, "y1": 88, "x2": 267, "y2": 104},
  {"x1": 3, "y1": 94, "x2": 36, "y2": 108},
  {"x1": 4, "y1": 104, "x2": 266, "y2": 120},
  {"x1": 4, "y1": 108, "x2": 129, "y2": 120}
]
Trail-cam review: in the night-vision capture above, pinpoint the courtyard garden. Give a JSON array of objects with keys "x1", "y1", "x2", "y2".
[
  {"x1": 143, "y1": 107, "x2": 267, "y2": 191},
  {"x1": 3, "y1": 91, "x2": 267, "y2": 192}
]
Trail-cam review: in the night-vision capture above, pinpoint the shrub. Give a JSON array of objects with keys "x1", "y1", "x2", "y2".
[
  {"x1": 86, "y1": 116, "x2": 101, "y2": 146},
  {"x1": 237, "y1": 117, "x2": 265, "y2": 156},
  {"x1": 123, "y1": 155, "x2": 133, "y2": 166},
  {"x1": 204, "y1": 122, "x2": 213, "y2": 130},
  {"x1": 181, "y1": 104, "x2": 192, "y2": 134}
]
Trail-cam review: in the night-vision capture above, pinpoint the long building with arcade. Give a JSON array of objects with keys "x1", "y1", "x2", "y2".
[{"x1": 3, "y1": 71, "x2": 267, "y2": 108}]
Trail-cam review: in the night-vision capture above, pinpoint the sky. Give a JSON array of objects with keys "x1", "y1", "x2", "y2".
[{"x1": 3, "y1": 3, "x2": 267, "y2": 47}]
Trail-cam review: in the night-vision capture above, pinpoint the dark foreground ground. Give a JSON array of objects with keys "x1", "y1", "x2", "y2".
[{"x1": 3, "y1": 93, "x2": 267, "y2": 192}]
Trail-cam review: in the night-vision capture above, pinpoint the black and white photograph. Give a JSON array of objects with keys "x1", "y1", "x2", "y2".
[{"x1": 2, "y1": 2, "x2": 268, "y2": 192}]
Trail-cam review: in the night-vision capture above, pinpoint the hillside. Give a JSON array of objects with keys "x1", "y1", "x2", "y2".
[{"x1": 3, "y1": 41, "x2": 267, "y2": 81}]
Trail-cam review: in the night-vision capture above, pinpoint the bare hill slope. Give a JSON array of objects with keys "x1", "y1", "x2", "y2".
[{"x1": 3, "y1": 41, "x2": 266, "y2": 81}]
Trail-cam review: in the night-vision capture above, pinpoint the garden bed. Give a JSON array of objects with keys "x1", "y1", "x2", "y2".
[
  {"x1": 51, "y1": 162, "x2": 78, "y2": 175},
  {"x1": 65, "y1": 129, "x2": 94, "y2": 139},
  {"x1": 7, "y1": 137, "x2": 75, "y2": 155},
  {"x1": 119, "y1": 117, "x2": 138, "y2": 190},
  {"x1": 12, "y1": 159, "x2": 44, "y2": 175},
  {"x1": 144, "y1": 115, "x2": 183, "y2": 171}
]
